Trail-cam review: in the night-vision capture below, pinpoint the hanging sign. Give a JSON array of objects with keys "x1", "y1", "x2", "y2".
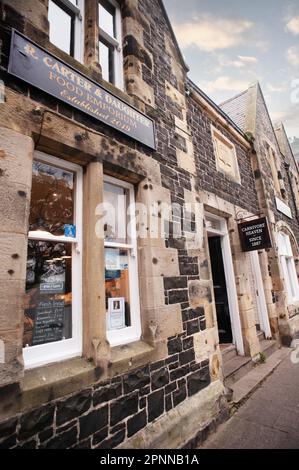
[
  {"x1": 8, "y1": 30, "x2": 156, "y2": 150},
  {"x1": 238, "y1": 217, "x2": 272, "y2": 252}
]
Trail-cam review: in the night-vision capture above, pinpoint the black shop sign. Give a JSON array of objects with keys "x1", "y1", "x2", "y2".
[
  {"x1": 238, "y1": 217, "x2": 272, "y2": 252},
  {"x1": 8, "y1": 30, "x2": 156, "y2": 149}
]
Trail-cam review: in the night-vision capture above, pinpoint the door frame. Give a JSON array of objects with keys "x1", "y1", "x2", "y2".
[
  {"x1": 250, "y1": 251, "x2": 272, "y2": 339},
  {"x1": 206, "y1": 213, "x2": 245, "y2": 356}
]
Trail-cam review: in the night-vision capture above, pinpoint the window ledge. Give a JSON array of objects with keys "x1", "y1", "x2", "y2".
[
  {"x1": 20, "y1": 358, "x2": 101, "y2": 412},
  {"x1": 108, "y1": 340, "x2": 155, "y2": 377},
  {"x1": 288, "y1": 302, "x2": 299, "y2": 318}
]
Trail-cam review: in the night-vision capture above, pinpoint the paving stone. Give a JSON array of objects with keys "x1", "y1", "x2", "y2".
[{"x1": 201, "y1": 351, "x2": 299, "y2": 449}]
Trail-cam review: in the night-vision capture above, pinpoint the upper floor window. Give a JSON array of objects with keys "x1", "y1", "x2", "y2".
[
  {"x1": 211, "y1": 126, "x2": 241, "y2": 184},
  {"x1": 99, "y1": 0, "x2": 124, "y2": 89},
  {"x1": 48, "y1": 0, "x2": 84, "y2": 62}
]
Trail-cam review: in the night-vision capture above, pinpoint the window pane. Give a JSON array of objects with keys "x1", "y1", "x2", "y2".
[
  {"x1": 99, "y1": 40, "x2": 114, "y2": 83},
  {"x1": 205, "y1": 216, "x2": 221, "y2": 232},
  {"x1": 24, "y1": 241, "x2": 72, "y2": 347},
  {"x1": 103, "y1": 181, "x2": 128, "y2": 243},
  {"x1": 286, "y1": 259, "x2": 296, "y2": 299},
  {"x1": 29, "y1": 161, "x2": 74, "y2": 237},
  {"x1": 105, "y1": 248, "x2": 131, "y2": 331},
  {"x1": 99, "y1": 1, "x2": 115, "y2": 37},
  {"x1": 49, "y1": 0, "x2": 73, "y2": 55}
]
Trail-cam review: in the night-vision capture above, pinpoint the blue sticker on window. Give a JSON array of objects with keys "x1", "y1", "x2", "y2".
[{"x1": 64, "y1": 224, "x2": 76, "y2": 238}]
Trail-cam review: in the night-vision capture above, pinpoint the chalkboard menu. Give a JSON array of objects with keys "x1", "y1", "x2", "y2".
[{"x1": 32, "y1": 299, "x2": 65, "y2": 346}]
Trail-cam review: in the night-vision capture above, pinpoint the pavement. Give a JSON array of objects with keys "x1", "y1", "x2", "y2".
[{"x1": 201, "y1": 348, "x2": 299, "y2": 449}]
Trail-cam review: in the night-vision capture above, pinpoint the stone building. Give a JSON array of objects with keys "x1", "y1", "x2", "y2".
[
  {"x1": 222, "y1": 83, "x2": 299, "y2": 345},
  {"x1": 290, "y1": 138, "x2": 299, "y2": 166},
  {"x1": 0, "y1": 0, "x2": 298, "y2": 450}
]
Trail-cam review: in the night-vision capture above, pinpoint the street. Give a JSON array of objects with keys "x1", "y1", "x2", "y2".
[{"x1": 201, "y1": 349, "x2": 299, "y2": 449}]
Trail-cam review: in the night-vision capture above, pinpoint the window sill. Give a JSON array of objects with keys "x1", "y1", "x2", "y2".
[
  {"x1": 22, "y1": 341, "x2": 156, "y2": 406},
  {"x1": 288, "y1": 300, "x2": 299, "y2": 312},
  {"x1": 20, "y1": 357, "x2": 101, "y2": 412},
  {"x1": 108, "y1": 340, "x2": 156, "y2": 377}
]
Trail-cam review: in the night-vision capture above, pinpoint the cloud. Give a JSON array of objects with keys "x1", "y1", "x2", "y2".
[
  {"x1": 199, "y1": 76, "x2": 249, "y2": 94},
  {"x1": 271, "y1": 110, "x2": 288, "y2": 122},
  {"x1": 271, "y1": 106, "x2": 299, "y2": 129},
  {"x1": 219, "y1": 55, "x2": 258, "y2": 68},
  {"x1": 172, "y1": 16, "x2": 254, "y2": 52},
  {"x1": 238, "y1": 55, "x2": 258, "y2": 64},
  {"x1": 286, "y1": 16, "x2": 299, "y2": 35},
  {"x1": 266, "y1": 83, "x2": 288, "y2": 93},
  {"x1": 286, "y1": 46, "x2": 299, "y2": 66}
]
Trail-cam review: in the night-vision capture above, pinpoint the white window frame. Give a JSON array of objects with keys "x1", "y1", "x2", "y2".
[
  {"x1": 104, "y1": 175, "x2": 141, "y2": 346},
  {"x1": 278, "y1": 232, "x2": 299, "y2": 305},
  {"x1": 23, "y1": 151, "x2": 83, "y2": 369},
  {"x1": 48, "y1": 0, "x2": 84, "y2": 62},
  {"x1": 99, "y1": 0, "x2": 124, "y2": 90}
]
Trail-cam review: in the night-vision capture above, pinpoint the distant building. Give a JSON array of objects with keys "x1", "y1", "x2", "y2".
[
  {"x1": 221, "y1": 83, "x2": 299, "y2": 345},
  {"x1": 290, "y1": 138, "x2": 299, "y2": 166}
]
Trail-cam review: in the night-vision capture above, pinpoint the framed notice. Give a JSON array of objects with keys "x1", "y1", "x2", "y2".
[{"x1": 108, "y1": 298, "x2": 125, "y2": 330}]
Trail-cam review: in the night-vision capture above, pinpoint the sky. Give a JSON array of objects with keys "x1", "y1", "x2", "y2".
[{"x1": 163, "y1": 0, "x2": 299, "y2": 142}]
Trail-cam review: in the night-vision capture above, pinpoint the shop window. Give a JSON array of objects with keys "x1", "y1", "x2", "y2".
[
  {"x1": 99, "y1": 0, "x2": 124, "y2": 89},
  {"x1": 48, "y1": 0, "x2": 84, "y2": 62},
  {"x1": 103, "y1": 175, "x2": 141, "y2": 346},
  {"x1": 278, "y1": 232, "x2": 299, "y2": 305},
  {"x1": 23, "y1": 152, "x2": 83, "y2": 369},
  {"x1": 211, "y1": 126, "x2": 241, "y2": 183}
]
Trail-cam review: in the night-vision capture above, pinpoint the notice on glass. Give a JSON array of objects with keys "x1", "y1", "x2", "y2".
[
  {"x1": 108, "y1": 298, "x2": 125, "y2": 330},
  {"x1": 32, "y1": 299, "x2": 65, "y2": 345}
]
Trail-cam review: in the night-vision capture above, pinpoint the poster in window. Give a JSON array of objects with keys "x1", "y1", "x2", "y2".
[{"x1": 108, "y1": 297, "x2": 125, "y2": 330}]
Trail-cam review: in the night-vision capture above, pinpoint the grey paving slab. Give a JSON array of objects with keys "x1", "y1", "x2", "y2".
[{"x1": 200, "y1": 351, "x2": 299, "y2": 449}]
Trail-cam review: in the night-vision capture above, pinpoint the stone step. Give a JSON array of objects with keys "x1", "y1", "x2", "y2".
[
  {"x1": 230, "y1": 348, "x2": 290, "y2": 405},
  {"x1": 221, "y1": 344, "x2": 237, "y2": 363},
  {"x1": 259, "y1": 339, "x2": 278, "y2": 359},
  {"x1": 257, "y1": 330, "x2": 264, "y2": 341},
  {"x1": 224, "y1": 355, "x2": 254, "y2": 388}
]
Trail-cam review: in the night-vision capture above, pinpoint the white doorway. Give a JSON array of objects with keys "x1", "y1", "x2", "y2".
[
  {"x1": 250, "y1": 251, "x2": 272, "y2": 339},
  {"x1": 206, "y1": 213, "x2": 244, "y2": 356}
]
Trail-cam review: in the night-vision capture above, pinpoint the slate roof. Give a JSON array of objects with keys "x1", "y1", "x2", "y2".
[{"x1": 219, "y1": 90, "x2": 249, "y2": 132}]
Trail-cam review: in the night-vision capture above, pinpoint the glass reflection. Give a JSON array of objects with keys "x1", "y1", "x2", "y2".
[
  {"x1": 29, "y1": 161, "x2": 74, "y2": 237},
  {"x1": 99, "y1": 40, "x2": 114, "y2": 83},
  {"x1": 48, "y1": 0, "x2": 73, "y2": 55},
  {"x1": 24, "y1": 241, "x2": 72, "y2": 347},
  {"x1": 105, "y1": 248, "x2": 131, "y2": 331},
  {"x1": 103, "y1": 182, "x2": 129, "y2": 244},
  {"x1": 99, "y1": 1, "x2": 115, "y2": 37}
]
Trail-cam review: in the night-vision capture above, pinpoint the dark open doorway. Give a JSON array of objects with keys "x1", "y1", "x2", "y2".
[{"x1": 208, "y1": 235, "x2": 233, "y2": 344}]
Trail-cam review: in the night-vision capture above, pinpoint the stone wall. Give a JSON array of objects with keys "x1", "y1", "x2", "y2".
[
  {"x1": 246, "y1": 84, "x2": 299, "y2": 341},
  {"x1": 222, "y1": 84, "x2": 299, "y2": 341},
  {"x1": 0, "y1": 0, "x2": 262, "y2": 449}
]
